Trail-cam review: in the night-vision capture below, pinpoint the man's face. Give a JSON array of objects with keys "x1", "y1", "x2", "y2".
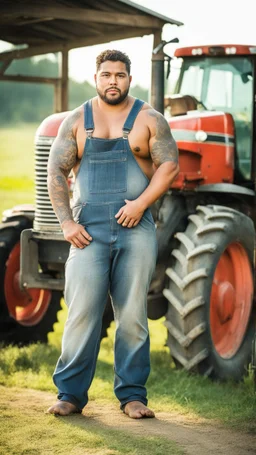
[{"x1": 94, "y1": 61, "x2": 132, "y2": 105}]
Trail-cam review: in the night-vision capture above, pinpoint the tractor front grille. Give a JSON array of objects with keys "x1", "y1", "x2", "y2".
[{"x1": 34, "y1": 136, "x2": 61, "y2": 231}]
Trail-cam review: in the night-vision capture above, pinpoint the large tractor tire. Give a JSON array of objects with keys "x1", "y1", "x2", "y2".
[
  {"x1": 164, "y1": 205, "x2": 255, "y2": 381},
  {"x1": 0, "y1": 218, "x2": 62, "y2": 344}
]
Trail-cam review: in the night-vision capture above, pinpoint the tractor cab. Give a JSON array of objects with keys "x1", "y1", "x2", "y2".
[{"x1": 165, "y1": 44, "x2": 256, "y2": 190}]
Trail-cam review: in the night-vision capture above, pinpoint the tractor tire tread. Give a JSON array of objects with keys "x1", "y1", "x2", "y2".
[{"x1": 165, "y1": 205, "x2": 255, "y2": 380}]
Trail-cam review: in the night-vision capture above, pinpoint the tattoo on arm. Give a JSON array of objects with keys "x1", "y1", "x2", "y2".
[
  {"x1": 149, "y1": 110, "x2": 178, "y2": 167},
  {"x1": 47, "y1": 110, "x2": 81, "y2": 225}
]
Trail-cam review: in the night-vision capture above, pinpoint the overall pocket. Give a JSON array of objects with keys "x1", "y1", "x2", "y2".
[
  {"x1": 89, "y1": 150, "x2": 127, "y2": 194},
  {"x1": 141, "y1": 208, "x2": 156, "y2": 228}
]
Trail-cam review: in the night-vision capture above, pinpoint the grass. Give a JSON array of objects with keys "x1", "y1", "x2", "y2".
[
  {"x1": 0, "y1": 124, "x2": 37, "y2": 214},
  {"x1": 0, "y1": 125, "x2": 256, "y2": 454},
  {"x1": 0, "y1": 310, "x2": 255, "y2": 430},
  {"x1": 0, "y1": 386, "x2": 184, "y2": 455}
]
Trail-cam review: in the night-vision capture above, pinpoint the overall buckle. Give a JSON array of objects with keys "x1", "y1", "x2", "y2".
[
  {"x1": 86, "y1": 128, "x2": 94, "y2": 138},
  {"x1": 123, "y1": 128, "x2": 130, "y2": 139}
]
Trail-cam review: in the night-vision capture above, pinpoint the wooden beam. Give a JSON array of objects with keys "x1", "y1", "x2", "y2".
[
  {"x1": 0, "y1": 75, "x2": 59, "y2": 84},
  {"x1": 48, "y1": 20, "x2": 103, "y2": 37},
  {"x1": 88, "y1": 0, "x2": 114, "y2": 12},
  {"x1": 0, "y1": 5, "x2": 163, "y2": 28},
  {"x1": 0, "y1": 60, "x2": 12, "y2": 75},
  {"x1": 1, "y1": 25, "x2": 48, "y2": 36},
  {"x1": 0, "y1": 25, "x2": 48, "y2": 43},
  {"x1": 59, "y1": 48, "x2": 69, "y2": 112},
  {"x1": 32, "y1": 24, "x2": 73, "y2": 40},
  {"x1": 16, "y1": 17, "x2": 54, "y2": 26},
  {"x1": 0, "y1": 35, "x2": 46, "y2": 45},
  {"x1": 0, "y1": 27, "x2": 155, "y2": 61}
]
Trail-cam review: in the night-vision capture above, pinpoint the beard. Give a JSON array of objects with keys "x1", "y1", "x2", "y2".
[{"x1": 96, "y1": 85, "x2": 130, "y2": 105}]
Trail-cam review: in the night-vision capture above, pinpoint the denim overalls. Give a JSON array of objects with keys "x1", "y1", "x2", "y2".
[{"x1": 53, "y1": 98, "x2": 158, "y2": 410}]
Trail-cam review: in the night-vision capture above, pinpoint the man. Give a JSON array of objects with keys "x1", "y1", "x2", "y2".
[{"x1": 47, "y1": 49, "x2": 179, "y2": 419}]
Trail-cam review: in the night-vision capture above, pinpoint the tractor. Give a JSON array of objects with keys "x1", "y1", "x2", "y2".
[{"x1": 1, "y1": 43, "x2": 255, "y2": 382}]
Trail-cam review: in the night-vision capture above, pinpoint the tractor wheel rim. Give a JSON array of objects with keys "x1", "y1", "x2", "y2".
[
  {"x1": 4, "y1": 242, "x2": 51, "y2": 326},
  {"x1": 210, "y1": 242, "x2": 253, "y2": 359}
]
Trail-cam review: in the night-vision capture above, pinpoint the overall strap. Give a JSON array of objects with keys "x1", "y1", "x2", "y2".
[
  {"x1": 84, "y1": 100, "x2": 94, "y2": 138},
  {"x1": 123, "y1": 99, "x2": 144, "y2": 139}
]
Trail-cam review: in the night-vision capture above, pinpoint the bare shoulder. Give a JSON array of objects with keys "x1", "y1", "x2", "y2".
[
  {"x1": 48, "y1": 105, "x2": 84, "y2": 174},
  {"x1": 140, "y1": 101, "x2": 154, "y2": 117},
  {"x1": 140, "y1": 103, "x2": 169, "y2": 134},
  {"x1": 58, "y1": 105, "x2": 83, "y2": 138}
]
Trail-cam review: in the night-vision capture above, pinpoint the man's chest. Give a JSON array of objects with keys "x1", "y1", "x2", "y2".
[{"x1": 76, "y1": 118, "x2": 151, "y2": 160}]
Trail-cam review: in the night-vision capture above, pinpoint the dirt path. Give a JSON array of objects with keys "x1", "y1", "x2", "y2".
[{"x1": 1, "y1": 387, "x2": 255, "y2": 455}]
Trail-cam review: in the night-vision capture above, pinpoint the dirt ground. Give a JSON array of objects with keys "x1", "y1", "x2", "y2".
[{"x1": 1, "y1": 387, "x2": 255, "y2": 455}]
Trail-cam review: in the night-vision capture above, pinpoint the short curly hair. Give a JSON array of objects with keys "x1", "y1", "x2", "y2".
[{"x1": 96, "y1": 50, "x2": 131, "y2": 75}]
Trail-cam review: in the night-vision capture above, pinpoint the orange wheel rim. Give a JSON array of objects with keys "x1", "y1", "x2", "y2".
[
  {"x1": 4, "y1": 242, "x2": 51, "y2": 326},
  {"x1": 210, "y1": 242, "x2": 253, "y2": 358}
]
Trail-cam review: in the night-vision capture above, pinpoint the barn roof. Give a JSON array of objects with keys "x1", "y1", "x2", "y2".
[{"x1": 0, "y1": 0, "x2": 183, "y2": 61}]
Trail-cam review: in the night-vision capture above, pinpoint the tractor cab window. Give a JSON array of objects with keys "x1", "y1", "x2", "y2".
[
  {"x1": 165, "y1": 57, "x2": 183, "y2": 94},
  {"x1": 176, "y1": 57, "x2": 253, "y2": 182},
  {"x1": 177, "y1": 64, "x2": 204, "y2": 101}
]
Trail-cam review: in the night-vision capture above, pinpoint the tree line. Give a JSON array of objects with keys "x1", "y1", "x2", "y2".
[{"x1": 0, "y1": 57, "x2": 149, "y2": 124}]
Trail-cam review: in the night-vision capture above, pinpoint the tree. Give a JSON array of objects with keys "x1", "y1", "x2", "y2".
[{"x1": 0, "y1": 57, "x2": 149, "y2": 124}]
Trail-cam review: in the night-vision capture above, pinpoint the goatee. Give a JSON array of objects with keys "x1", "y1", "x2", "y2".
[{"x1": 96, "y1": 86, "x2": 130, "y2": 105}]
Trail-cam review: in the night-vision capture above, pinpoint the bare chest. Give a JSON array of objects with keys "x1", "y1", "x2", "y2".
[{"x1": 76, "y1": 115, "x2": 151, "y2": 160}]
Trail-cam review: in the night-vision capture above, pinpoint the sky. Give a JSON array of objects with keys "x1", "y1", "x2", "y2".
[
  {"x1": 67, "y1": 0, "x2": 256, "y2": 88},
  {"x1": 1, "y1": 0, "x2": 255, "y2": 89}
]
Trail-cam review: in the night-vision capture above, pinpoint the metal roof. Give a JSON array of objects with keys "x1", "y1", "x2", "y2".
[{"x1": 0, "y1": 0, "x2": 183, "y2": 60}]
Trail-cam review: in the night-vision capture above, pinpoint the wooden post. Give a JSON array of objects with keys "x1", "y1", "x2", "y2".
[
  {"x1": 54, "y1": 80, "x2": 62, "y2": 113},
  {"x1": 56, "y1": 48, "x2": 69, "y2": 112}
]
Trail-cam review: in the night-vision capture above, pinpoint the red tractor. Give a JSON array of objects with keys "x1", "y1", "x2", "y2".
[{"x1": 1, "y1": 43, "x2": 255, "y2": 382}]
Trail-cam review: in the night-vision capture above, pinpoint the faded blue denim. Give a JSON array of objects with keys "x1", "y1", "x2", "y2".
[{"x1": 53, "y1": 99, "x2": 157, "y2": 410}]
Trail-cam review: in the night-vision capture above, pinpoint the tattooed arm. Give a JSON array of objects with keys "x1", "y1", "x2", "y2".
[
  {"x1": 149, "y1": 109, "x2": 179, "y2": 167},
  {"x1": 47, "y1": 109, "x2": 92, "y2": 248},
  {"x1": 115, "y1": 109, "x2": 179, "y2": 228},
  {"x1": 47, "y1": 111, "x2": 79, "y2": 225}
]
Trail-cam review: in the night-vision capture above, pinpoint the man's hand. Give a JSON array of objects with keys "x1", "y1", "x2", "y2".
[
  {"x1": 62, "y1": 220, "x2": 92, "y2": 248},
  {"x1": 115, "y1": 199, "x2": 145, "y2": 228}
]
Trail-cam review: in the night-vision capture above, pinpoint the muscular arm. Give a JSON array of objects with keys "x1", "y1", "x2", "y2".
[
  {"x1": 47, "y1": 111, "x2": 80, "y2": 226},
  {"x1": 136, "y1": 109, "x2": 179, "y2": 207},
  {"x1": 149, "y1": 109, "x2": 179, "y2": 167},
  {"x1": 47, "y1": 109, "x2": 92, "y2": 248},
  {"x1": 115, "y1": 109, "x2": 179, "y2": 227}
]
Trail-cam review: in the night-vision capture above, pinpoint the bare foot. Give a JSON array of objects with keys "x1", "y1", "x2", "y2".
[
  {"x1": 124, "y1": 401, "x2": 155, "y2": 419},
  {"x1": 46, "y1": 400, "x2": 81, "y2": 416}
]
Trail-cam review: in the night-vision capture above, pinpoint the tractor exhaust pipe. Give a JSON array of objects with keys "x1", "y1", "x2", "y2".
[{"x1": 151, "y1": 37, "x2": 179, "y2": 114}]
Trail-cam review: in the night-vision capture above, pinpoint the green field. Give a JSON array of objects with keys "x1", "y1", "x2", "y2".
[
  {"x1": 0, "y1": 125, "x2": 255, "y2": 454},
  {"x1": 0, "y1": 124, "x2": 37, "y2": 214}
]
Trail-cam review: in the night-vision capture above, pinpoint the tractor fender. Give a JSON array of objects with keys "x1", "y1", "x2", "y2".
[
  {"x1": 2, "y1": 204, "x2": 35, "y2": 224},
  {"x1": 196, "y1": 183, "x2": 255, "y2": 196}
]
